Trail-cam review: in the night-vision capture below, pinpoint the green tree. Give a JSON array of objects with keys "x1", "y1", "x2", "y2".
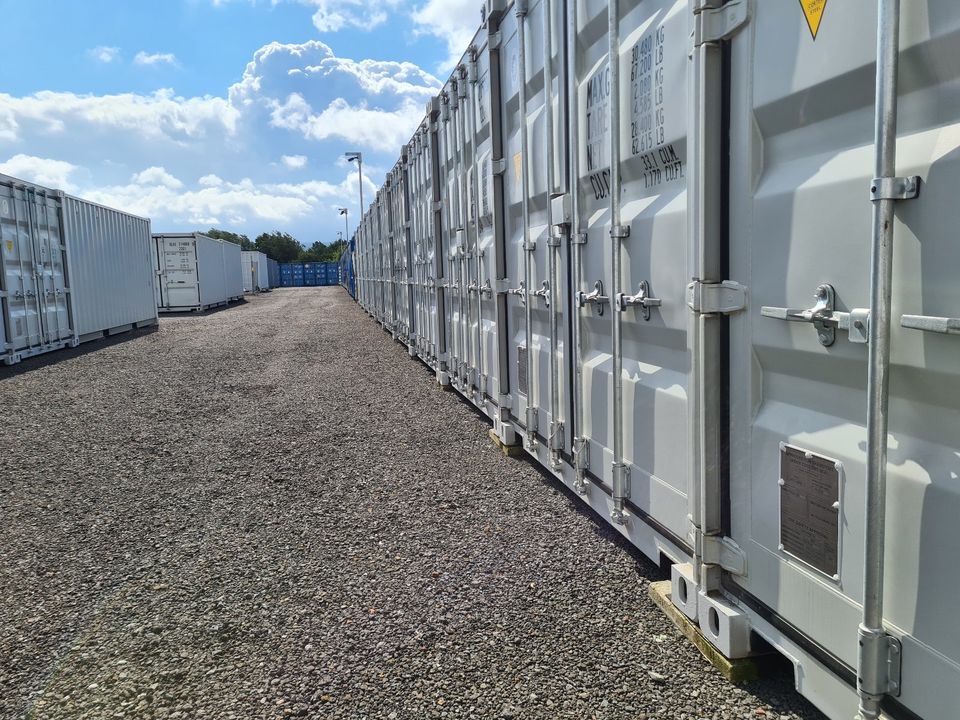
[
  {"x1": 299, "y1": 239, "x2": 348, "y2": 263},
  {"x1": 299, "y1": 240, "x2": 331, "y2": 263},
  {"x1": 255, "y1": 231, "x2": 303, "y2": 263},
  {"x1": 205, "y1": 228, "x2": 254, "y2": 250}
]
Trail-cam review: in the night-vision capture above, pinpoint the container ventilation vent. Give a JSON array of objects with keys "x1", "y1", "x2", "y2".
[{"x1": 517, "y1": 346, "x2": 528, "y2": 396}]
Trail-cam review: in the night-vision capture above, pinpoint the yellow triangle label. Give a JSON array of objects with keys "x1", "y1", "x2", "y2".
[{"x1": 799, "y1": 0, "x2": 827, "y2": 39}]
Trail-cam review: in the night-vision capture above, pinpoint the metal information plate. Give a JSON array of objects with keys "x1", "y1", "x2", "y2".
[{"x1": 779, "y1": 444, "x2": 841, "y2": 578}]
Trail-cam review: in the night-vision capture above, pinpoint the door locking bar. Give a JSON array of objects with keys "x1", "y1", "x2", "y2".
[
  {"x1": 530, "y1": 280, "x2": 550, "y2": 307},
  {"x1": 506, "y1": 281, "x2": 526, "y2": 305},
  {"x1": 901, "y1": 314, "x2": 960, "y2": 336},
  {"x1": 761, "y1": 283, "x2": 870, "y2": 346},
  {"x1": 576, "y1": 280, "x2": 609, "y2": 315},
  {"x1": 616, "y1": 280, "x2": 661, "y2": 320}
]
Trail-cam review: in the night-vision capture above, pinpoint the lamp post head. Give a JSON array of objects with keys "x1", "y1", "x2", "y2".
[
  {"x1": 345, "y1": 152, "x2": 362, "y2": 164},
  {"x1": 338, "y1": 207, "x2": 348, "y2": 216}
]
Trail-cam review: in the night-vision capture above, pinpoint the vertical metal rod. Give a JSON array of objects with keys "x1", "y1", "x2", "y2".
[
  {"x1": 467, "y1": 50, "x2": 485, "y2": 397},
  {"x1": 858, "y1": 1, "x2": 902, "y2": 718},
  {"x1": 568, "y1": 0, "x2": 588, "y2": 490},
  {"x1": 609, "y1": 0, "x2": 627, "y2": 524},
  {"x1": 543, "y1": 0, "x2": 562, "y2": 467},
  {"x1": 516, "y1": 0, "x2": 537, "y2": 447},
  {"x1": 457, "y1": 72, "x2": 471, "y2": 387}
]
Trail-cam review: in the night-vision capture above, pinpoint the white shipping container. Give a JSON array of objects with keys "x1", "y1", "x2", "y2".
[
  {"x1": 351, "y1": 1, "x2": 960, "y2": 718},
  {"x1": 153, "y1": 233, "x2": 243, "y2": 312},
  {"x1": 0, "y1": 174, "x2": 157, "y2": 365},
  {"x1": 240, "y1": 250, "x2": 270, "y2": 292}
]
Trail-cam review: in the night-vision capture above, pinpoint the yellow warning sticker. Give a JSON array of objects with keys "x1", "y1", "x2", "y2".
[
  {"x1": 799, "y1": 0, "x2": 828, "y2": 40},
  {"x1": 513, "y1": 152, "x2": 522, "y2": 181},
  {"x1": 5, "y1": 240, "x2": 12, "y2": 253}
]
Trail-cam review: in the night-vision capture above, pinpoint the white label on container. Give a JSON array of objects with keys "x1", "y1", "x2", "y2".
[{"x1": 629, "y1": 21, "x2": 685, "y2": 189}]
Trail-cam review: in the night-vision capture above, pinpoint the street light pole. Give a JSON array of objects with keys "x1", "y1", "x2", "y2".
[{"x1": 345, "y1": 152, "x2": 365, "y2": 310}]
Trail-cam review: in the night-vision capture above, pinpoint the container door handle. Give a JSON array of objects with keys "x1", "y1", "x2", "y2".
[
  {"x1": 761, "y1": 283, "x2": 870, "y2": 346},
  {"x1": 616, "y1": 280, "x2": 661, "y2": 321},
  {"x1": 506, "y1": 280, "x2": 526, "y2": 305},
  {"x1": 576, "y1": 280, "x2": 609, "y2": 316},
  {"x1": 901, "y1": 314, "x2": 960, "y2": 336}
]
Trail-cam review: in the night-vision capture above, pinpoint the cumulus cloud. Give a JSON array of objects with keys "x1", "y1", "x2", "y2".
[
  {"x1": 281, "y1": 154, "x2": 308, "y2": 169},
  {"x1": 0, "y1": 35, "x2": 444, "y2": 237},
  {"x1": 134, "y1": 51, "x2": 179, "y2": 67},
  {"x1": 0, "y1": 89, "x2": 239, "y2": 144},
  {"x1": 0, "y1": 154, "x2": 80, "y2": 191},
  {"x1": 270, "y1": 93, "x2": 424, "y2": 153},
  {"x1": 304, "y1": 0, "x2": 404, "y2": 32},
  {"x1": 131, "y1": 166, "x2": 184, "y2": 189},
  {"x1": 411, "y1": 0, "x2": 481, "y2": 72},
  {"x1": 88, "y1": 46, "x2": 120, "y2": 64},
  {"x1": 83, "y1": 167, "x2": 365, "y2": 228}
]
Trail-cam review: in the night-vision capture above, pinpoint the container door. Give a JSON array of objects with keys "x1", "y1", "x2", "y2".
[
  {"x1": 1, "y1": 185, "x2": 44, "y2": 353},
  {"x1": 159, "y1": 237, "x2": 201, "y2": 308},
  {"x1": 569, "y1": 0, "x2": 691, "y2": 541},
  {"x1": 30, "y1": 191, "x2": 71, "y2": 345},
  {"x1": 726, "y1": 3, "x2": 960, "y2": 717},
  {"x1": 500, "y1": 0, "x2": 568, "y2": 447}
]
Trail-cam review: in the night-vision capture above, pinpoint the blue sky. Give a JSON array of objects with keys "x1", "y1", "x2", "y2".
[{"x1": 0, "y1": 0, "x2": 478, "y2": 245}]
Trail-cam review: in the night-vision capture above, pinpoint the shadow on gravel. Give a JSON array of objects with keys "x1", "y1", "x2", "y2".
[
  {"x1": 427, "y1": 357, "x2": 828, "y2": 720},
  {"x1": 159, "y1": 298, "x2": 248, "y2": 317},
  {"x1": 0, "y1": 325, "x2": 160, "y2": 379}
]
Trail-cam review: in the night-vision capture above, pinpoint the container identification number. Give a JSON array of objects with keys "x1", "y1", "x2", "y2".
[{"x1": 585, "y1": 64, "x2": 611, "y2": 200}]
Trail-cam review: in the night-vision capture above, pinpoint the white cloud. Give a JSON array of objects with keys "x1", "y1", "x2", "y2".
[
  {"x1": 89, "y1": 46, "x2": 120, "y2": 64},
  {"x1": 281, "y1": 154, "x2": 308, "y2": 169},
  {"x1": 82, "y1": 166, "x2": 365, "y2": 228},
  {"x1": 132, "y1": 166, "x2": 184, "y2": 189},
  {"x1": 270, "y1": 93, "x2": 425, "y2": 153},
  {"x1": 304, "y1": 0, "x2": 404, "y2": 32},
  {"x1": 0, "y1": 89, "x2": 239, "y2": 143},
  {"x1": 134, "y1": 51, "x2": 179, "y2": 67},
  {"x1": 411, "y1": 0, "x2": 480, "y2": 72},
  {"x1": 0, "y1": 154, "x2": 80, "y2": 191}
]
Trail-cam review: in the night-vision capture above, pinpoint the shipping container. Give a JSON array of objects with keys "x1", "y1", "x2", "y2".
[
  {"x1": 240, "y1": 250, "x2": 269, "y2": 292},
  {"x1": 268, "y1": 258, "x2": 280, "y2": 289},
  {"x1": 0, "y1": 174, "x2": 157, "y2": 365},
  {"x1": 347, "y1": 1, "x2": 960, "y2": 718},
  {"x1": 153, "y1": 233, "x2": 243, "y2": 312}
]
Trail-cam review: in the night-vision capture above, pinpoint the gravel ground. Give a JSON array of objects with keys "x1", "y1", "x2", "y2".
[{"x1": 0, "y1": 287, "x2": 827, "y2": 720}]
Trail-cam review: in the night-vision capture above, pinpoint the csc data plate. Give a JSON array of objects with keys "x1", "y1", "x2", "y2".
[{"x1": 779, "y1": 444, "x2": 841, "y2": 578}]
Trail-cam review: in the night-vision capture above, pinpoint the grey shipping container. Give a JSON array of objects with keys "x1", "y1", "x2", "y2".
[
  {"x1": 348, "y1": 1, "x2": 960, "y2": 719},
  {"x1": 0, "y1": 174, "x2": 157, "y2": 365},
  {"x1": 240, "y1": 250, "x2": 269, "y2": 292},
  {"x1": 153, "y1": 233, "x2": 243, "y2": 312}
]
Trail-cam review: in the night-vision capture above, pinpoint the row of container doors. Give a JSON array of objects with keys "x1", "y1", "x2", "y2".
[{"x1": 351, "y1": 2, "x2": 960, "y2": 719}]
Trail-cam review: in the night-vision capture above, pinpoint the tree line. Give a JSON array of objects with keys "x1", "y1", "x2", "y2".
[{"x1": 204, "y1": 229, "x2": 347, "y2": 264}]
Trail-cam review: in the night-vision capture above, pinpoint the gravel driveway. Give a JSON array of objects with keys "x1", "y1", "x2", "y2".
[{"x1": 0, "y1": 287, "x2": 826, "y2": 720}]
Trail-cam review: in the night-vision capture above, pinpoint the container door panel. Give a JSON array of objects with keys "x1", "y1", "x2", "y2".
[
  {"x1": 573, "y1": 0, "x2": 691, "y2": 541},
  {"x1": 475, "y1": 37, "x2": 499, "y2": 403},
  {"x1": 31, "y1": 195, "x2": 70, "y2": 344},
  {"x1": 1, "y1": 186, "x2": 44, "y2": 352},
  {"x1": 726, "y1": 3, "x2": 960, "y2": 717},
  {"x1": 161, "y1": 237, "x2": 201, "y2": 308}
]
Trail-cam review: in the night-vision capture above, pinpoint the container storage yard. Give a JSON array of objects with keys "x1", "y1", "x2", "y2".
[
  {"x1": 2, "y1": 0, "x2": 958, "y2": 718},
  {"x1": 344, "y1": 1, "x2": 960, "y2": 718},
  {"x1": 0, "y1": 288, "x2": 822, "y2": 720}
]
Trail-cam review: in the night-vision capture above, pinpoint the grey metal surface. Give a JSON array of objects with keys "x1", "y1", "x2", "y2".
[{"x1": 350, "y1": 2, "x2": 960, "y2": 718}]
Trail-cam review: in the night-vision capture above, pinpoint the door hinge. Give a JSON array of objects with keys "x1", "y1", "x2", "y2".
[
  {"x1": 701, "y1": 535, "x2": 747, "y2": 576},
  {"x1": 687, "y1": 280, "x2": 747, "y2": 315},
  {"x1": 858, "y1": 628, "x2": 902, "y2": 697},
  {"x1": 694, "y1": 0, "x2": 749, "y2": 47}
]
